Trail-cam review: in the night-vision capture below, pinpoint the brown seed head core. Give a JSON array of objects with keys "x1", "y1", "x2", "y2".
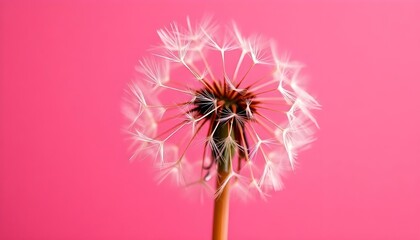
[
  {"x1": 191, "y1": 79, "x2": 259, "y2": 172},
  {"x1": 192, "y1": 79, "x2": 258, "y2": 124}
]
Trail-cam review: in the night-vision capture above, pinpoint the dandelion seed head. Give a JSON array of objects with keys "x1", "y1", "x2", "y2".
[{"x1": 123, "y1": 17, "x2": 320, "y2": 199}]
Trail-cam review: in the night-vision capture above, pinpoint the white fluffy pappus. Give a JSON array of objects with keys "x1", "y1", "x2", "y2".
[{"x1": 123, "y1": 17, "x2": 320, "y2": 200}]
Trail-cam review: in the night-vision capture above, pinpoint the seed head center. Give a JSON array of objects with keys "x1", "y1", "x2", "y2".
[{"x1": 193, "y1": 81, "x2": 258, "y2": 123}]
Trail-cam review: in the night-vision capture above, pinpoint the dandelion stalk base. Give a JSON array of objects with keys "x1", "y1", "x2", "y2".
[{"x1": 212, "y1": 165, "x2": 231, "y2": 240}]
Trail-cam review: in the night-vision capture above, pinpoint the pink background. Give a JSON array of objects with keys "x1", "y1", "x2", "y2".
[{"x1": 1, "y1": 0, "x2": 420, "y2": 239}]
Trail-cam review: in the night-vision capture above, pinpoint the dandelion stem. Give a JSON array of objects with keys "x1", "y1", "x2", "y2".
[
  {"x1": 212, "y1": 122, "x2": 234, "y2": 240},
  {"x1": 212, "y1": 163, "x2": 231, "y2": 240}
]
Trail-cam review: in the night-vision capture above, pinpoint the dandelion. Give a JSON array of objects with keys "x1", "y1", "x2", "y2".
[{"x1": 123, "y1": 17, "x2": 320, "y2": 240}]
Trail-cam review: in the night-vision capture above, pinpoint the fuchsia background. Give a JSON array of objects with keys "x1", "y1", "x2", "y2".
[{"x1": 1, "y1": 0, "x2": 420, "y2": 239}]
